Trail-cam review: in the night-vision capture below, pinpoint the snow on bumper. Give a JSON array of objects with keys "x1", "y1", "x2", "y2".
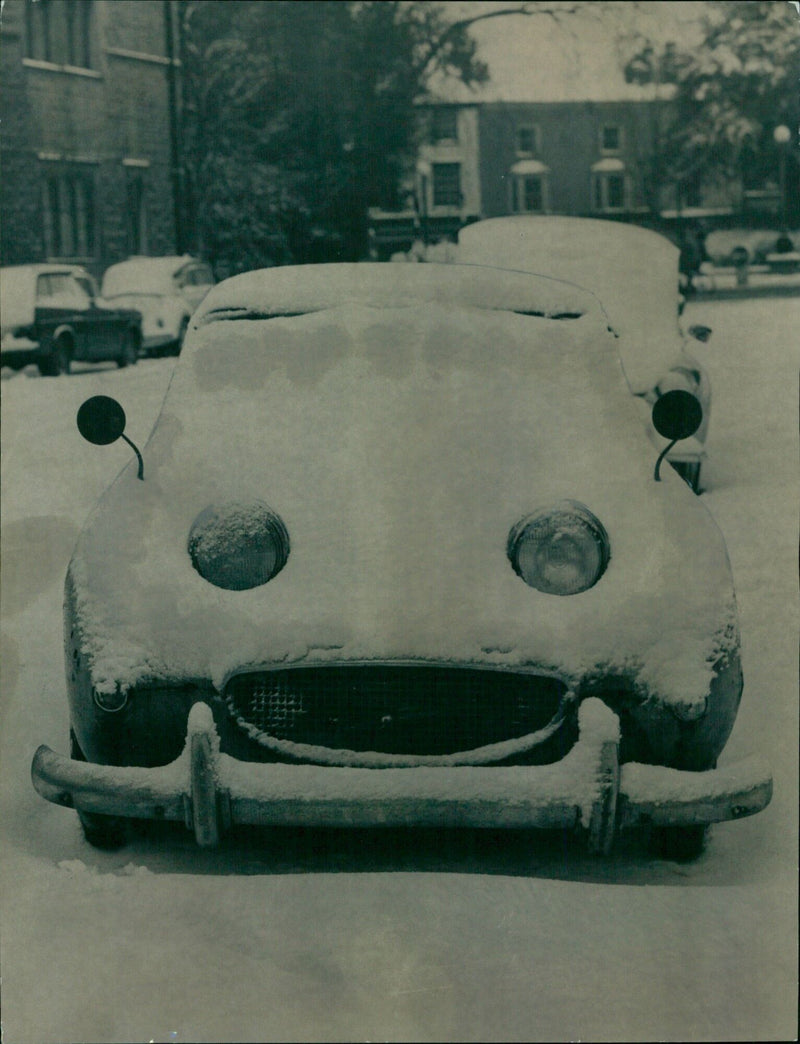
[{"x1": 31, "y1": 699, "x2": 771, "y2": 852}]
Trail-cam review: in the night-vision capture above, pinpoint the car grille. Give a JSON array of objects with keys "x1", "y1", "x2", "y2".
[{"x1": 224, "y1": 665, "x2": 566, "y2": 756}]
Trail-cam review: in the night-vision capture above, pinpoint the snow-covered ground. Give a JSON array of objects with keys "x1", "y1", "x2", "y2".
[{"x1": 1, "y1": 294, "x2": 797, "y2": 1043}]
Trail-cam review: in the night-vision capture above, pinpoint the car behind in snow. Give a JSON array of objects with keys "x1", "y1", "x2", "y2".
[
  {"x1": 32, "y1": 263, "x2": 771, "y2": 858},
  {"x1": 451, "y1": 217, "x2": 713, "y2": 492},
  {"x1": 100, "y1": 255, "x2": 214, "y2": 356},
  {"x1": 1, "y1": 264, "x2": 142, "y2": 375}
]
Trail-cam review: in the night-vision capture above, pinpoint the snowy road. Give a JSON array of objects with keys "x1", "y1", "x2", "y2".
[{"x1": 1, "y1": 294, "x2": 797, "y2": 1042}]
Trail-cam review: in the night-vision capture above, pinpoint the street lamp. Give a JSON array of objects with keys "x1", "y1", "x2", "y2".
[
  {"x1": 773, "y1": 124, "x2": 791, "y2": 229},
  {"x1": 416, "y1": 158, "x2": 431, "y2": 246}
]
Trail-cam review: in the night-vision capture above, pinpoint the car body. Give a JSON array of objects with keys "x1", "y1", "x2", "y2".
[
  {"x1": 453, "y1": 217, "x2": 712, "y2": 492},
  {"x1": 101, "y1": 255, "x2": 214, "y2": 355},
  {"x1": 704, "y1": 227, "x2": 797, "y2": 266},
  {"x1": 32, "y1": 263, "x2": 771, "y2": 855},
  {"x1": 1, "y1": 264, "x2": 142, "y2": 375}
]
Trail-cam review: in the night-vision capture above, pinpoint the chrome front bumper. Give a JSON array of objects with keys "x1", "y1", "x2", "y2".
[{"x1": 31, "y1": 699, "x2": 772, "y2": 852}]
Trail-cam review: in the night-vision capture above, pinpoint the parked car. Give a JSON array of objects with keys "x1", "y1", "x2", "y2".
[
  {"x1": 32, "y1": 263, "x2": 771, "y2": 858},
  {"x1": 454, "y1": 217, "x2": 713, "y2": 492},
  {"x1": 704, "y1": 228, "x2": 797, "y2": 266},
  {"x1": 100, "y1": 255, "x2": 214, "y2": 356},
  {"x1": 1, "y1": 264, "x2": 141, "y2": 376}
]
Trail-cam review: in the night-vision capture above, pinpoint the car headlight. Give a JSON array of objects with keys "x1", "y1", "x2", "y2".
[
  {"x1": 189, "y1": 500, "x2": 290, "y2": 590},
  {"x1": 507, "y1": 501, "x2": 610, "y2": 595}
]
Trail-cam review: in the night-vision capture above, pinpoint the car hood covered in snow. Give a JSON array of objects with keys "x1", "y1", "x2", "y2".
[
  {"x1": 455, "y1": 217, "x2": 684, "y2": 395},
  {"x1": 69, "y1": 264, "x2": 736, "y2": 711}
]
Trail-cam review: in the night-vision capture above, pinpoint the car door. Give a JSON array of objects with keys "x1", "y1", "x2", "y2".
[
  {"x1": 72, "y1": 272, "x2": 121, "y2": 360},
  {"x1": 35, "y1": 272, "x2": 91, "y2": 357}
]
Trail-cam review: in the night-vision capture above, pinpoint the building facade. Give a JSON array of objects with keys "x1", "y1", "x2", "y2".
[
  {"x1": 1, "y1": 0, "x2": 181, "y2": 276},
  {"x1": 370, "y1": 98, "x2": 740, "y2": 257}
]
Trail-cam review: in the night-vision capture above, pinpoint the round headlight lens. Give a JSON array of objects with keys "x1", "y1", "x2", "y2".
[
  {"x1": 189, "y1": 500, "x2": 290, "y2": 591},
  {"x1": 508, "y1": 501, "x2": 609, "y2": 595}
]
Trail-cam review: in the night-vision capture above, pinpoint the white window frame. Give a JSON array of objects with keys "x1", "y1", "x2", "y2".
[
  {"x1": 516, "y1": 125, "x2": 540, "y2": 156},
  {"x1": 511, "y1": 174, "x2": 549, "y2": 213},
  {"x1": 593, "y1": 171, "x2": 627, "y2": 212},
  {"x1": 599, "y1": 124, "x2": 623, "y2": 154}
]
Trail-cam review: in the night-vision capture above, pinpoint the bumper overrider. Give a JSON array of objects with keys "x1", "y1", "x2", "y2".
[{"x1": 31, "y1": 698, "x2": 772, "y2": 852}]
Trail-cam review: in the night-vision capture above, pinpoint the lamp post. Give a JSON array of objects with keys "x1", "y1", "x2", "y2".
[
  {"x1": 416, "y1": 159, "x2": 431, "y2": 246},
  {"x1": 773, "y1": 124, "x2": 791, "y2": 229}
]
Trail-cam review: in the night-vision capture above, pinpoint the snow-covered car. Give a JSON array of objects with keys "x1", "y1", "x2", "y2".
[
  {"x1": 704, "y1": 227, "x2": 796, "y2": 266},
  {"x1": 100, "y1": 256, "x2": 214, "y2": 356},
  {"x1": 32, "y1": 264, "x2": 771, "y2": 858},
  {"x1": 454, "y1": 217, "x2": 713, "y2": 492},
  {"x1": 1, "y1": 264, "x2": 141, "y2": 375}
]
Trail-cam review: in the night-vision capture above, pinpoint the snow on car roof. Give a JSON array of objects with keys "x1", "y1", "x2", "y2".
[
  {"x1": 456, "y1": 218, "x2": 683, "y2": 393},
  {"x1": 192, "y1": 262, "x2": 603, "y2": 327},
  {"x1": 1, "y1": 264, "x2": 87, "y2": 332},
  {"x1": 101, "y1": 256, "x2": 197, "y2": 296}
]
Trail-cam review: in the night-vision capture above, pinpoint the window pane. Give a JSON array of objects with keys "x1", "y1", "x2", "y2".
[
  {"x1": 594, "y1": 176, "x2": 603, "y2": 210},
  {"x1": 126, "y1": 175, "x2": 145, "y2": 255},
  {"x1": 43, "y1": 180, "x2": 57, "y2": 255},
  {"x1": 517, "y1": 127, "x2": 537, "y2": 154},
  {"x1": 65, "y1": 1, "x2": 77, "y2": 65},
  {"x1": 602, "y1": 126, "x2": 620, "y2": 151},
  {"x1": 431, "y1": 108, "x2": 458, "y2": 142},
  {"x1": 523, "y1": 176, "x2": 543, "y2": 211},
  {"x1": 27, "y1": 1, "x2": 48, "y2": 60},
  {"x1": 77, "y1": 1, "x2": 92, "y2": 68},
  {"x1": 607, "y1": 174, "x2": 624, "y2": 208},
  {"x1": 48, "y1": 1, "x2": 69, "y2": 65},
  {"x1": 75, "y1": 178, "x2": 90, "y2": 255},
  {"x1": 432, "y1": 163, "x2": 461, "y2": 206}
]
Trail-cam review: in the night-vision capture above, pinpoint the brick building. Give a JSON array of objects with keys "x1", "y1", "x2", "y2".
[
  {"x1": 1, "y1": 0, "x2": 182, "y2": 277},
  {"x1": 370, "y1": 95, "x2": 740, "y2": 258}
]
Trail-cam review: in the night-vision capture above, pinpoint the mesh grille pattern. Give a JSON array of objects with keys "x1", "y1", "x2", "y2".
[{"x1": 225, "y1": 666, "x2": 566, "y2": 755}]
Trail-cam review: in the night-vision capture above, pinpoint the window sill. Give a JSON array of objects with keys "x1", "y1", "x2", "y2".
[{"x1": 23, "y1": 59, "x2": 101, "y2": 79}]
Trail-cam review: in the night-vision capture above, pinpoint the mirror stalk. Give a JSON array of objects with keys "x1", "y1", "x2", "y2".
[
  {"x1": 654, "y1": 439, "x2": 678, "y2": 482},
  {"x1": 121, "y1": 434, "x2": 144, "y2": 480}
]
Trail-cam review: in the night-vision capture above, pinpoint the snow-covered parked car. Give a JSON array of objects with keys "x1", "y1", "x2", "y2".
[
  {"x1": 454, "y1": 217, "x2": 713, "y2": 492},
  {"x1": 100, "y1": 255, "x2": 214, "y2": 356},
  {"x1": 1, "y1": 264, "x2": 142, "y2": 375},
  {"x1": 31, "y1": 263, "x2": 771, "y2": 858}
]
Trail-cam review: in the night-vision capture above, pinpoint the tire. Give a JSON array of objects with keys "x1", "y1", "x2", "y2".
[
  {"x1": 648, "y1": 824, "x2": 708, "y2": 862},
  {"x1": 116, "y1": 328, "x2": 139, "y2": 369},
  {"x1": 70, "y1": 730, "x2": 127, "y2": 849},
  {"x1": 38, "y1": 338, "x2": 72, "y2": 377}
]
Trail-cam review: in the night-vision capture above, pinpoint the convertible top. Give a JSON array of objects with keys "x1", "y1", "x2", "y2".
[{"x1": 193, "y1": 262, "x2": 608, "y2": 329}]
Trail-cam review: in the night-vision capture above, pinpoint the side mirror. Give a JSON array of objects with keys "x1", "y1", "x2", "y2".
[
  {"x1": 77, "y1": 396, "x2": 144, "y2": 479},
  {"x1": 652, "y1": 389, "x2": 702, "y2": 482}
]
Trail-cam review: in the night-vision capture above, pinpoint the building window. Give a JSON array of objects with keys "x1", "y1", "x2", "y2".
[
  {"x1": 126, "y1": 173, "x2": 148, "y2": 255},
  {"x1": 431, "y1": 108, "x2": 458, "y2": 142},
  {"x1": 600, "y1": 125, "x2": 621, "y2": 153},
  {"x1": 26, "y1": 1, "x2": 93, "y2": 69},
  {"x1": 516, "y1": 126, "x2": 539, "y2": 155},
  {"x1": 512, "y1": 175, "x2": 546, "y2": 212},
  {"x1": 432, "y1": 163, "x2": 462, "y2": 207},
  {"x1": 593, "y1": 172, "x2": 626, "y2": 211},
  {"x1": 42, "y1": 170, "x2": 95, "y2": 258}
]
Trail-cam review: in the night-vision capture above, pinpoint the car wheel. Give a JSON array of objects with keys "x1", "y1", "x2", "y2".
[
  {"x1": 70, "y1": 729, "x2": 127, "y2": 849},
  {"x1": 38, "y1": 338, "x2": 72, "y2": 377},
  {"x1": 117, "y1": 329, "x2": 139, "y2": 369},
  {"x1": 648, "y1": 824, "x2": 708, "y2": 862}
]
